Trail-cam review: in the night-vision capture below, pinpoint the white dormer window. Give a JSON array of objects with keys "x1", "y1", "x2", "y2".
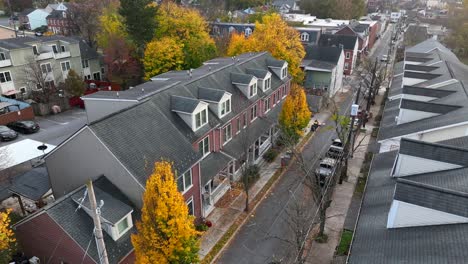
[
  {"x1": 195, "y1": 108, "x2": 208, "y2": 129},
  {"x1": 245, "y1": 27, "x2": 252, "y2": 37},
  {"x1": 264, "y1": 77, "x2": 271, "y2": 91},
  {"x1": 220, "y1": 98, "x2": 231, "y2": 117},
  {"x1": 249, "y1": 82, "x2": 257, "y2": 97},
  {"x1": 281, "y1": 67, "x2": 288, "y2": 79},
  {"x1": 117, "y1": 216, "x2": 130, "y2": 235},
  {"x1": 301, "y1": 32, "x2": 309, "y2": 41}
]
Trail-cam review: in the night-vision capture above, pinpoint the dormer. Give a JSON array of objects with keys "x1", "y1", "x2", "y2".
[
  {"x1": 396, "y1": 99, "x2": 461, "y2": 125},
  {"x1": 231, "y1": 72, "x2": 258, "y2": 99},
  {"x1": 72, "y1": 186, "x2": 134, "y2": 241},
  {"x1": 198, "y1": 87, "x2": 232, "y2": 118},
  {"x1": 403, "y1": 71, "x2": 441, "y2": 86},
  {"x1": 171, "y1": 95, "x2": 209, "y2": 132},
  {"x1": 266, "y1": 58, "x2": 288, "y2": 80},
  {"x1": 246, "y1": 68, "x2": 272, "y2": 92},
  {"x1": 392, "y1": 138, "x2": 467, "y2": 177},
  {"x1": 400, "y1": 86, "x2": 456, "y2": 102}
]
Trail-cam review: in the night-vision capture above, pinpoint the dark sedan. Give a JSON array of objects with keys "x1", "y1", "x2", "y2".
[
  {"x1": 0, "y1": 125, "x2": 18, "y2": 141},
  {"x1": 7, "y1": 120, "x2": 40, "y2": 134}
]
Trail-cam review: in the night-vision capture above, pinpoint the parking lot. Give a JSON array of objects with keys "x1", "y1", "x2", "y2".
[{"x1": 0, "y1": 108, "x2": 87, "y2": 147}]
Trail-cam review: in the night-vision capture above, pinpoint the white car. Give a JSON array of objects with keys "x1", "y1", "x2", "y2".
[
  {"x1": 381, "y1": 55, "x2": 388, "y2": 62},
  {"x1": 328, "y1": 139, "x2": 344, "y2": 158}
]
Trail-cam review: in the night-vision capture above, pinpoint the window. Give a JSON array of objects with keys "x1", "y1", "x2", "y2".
[
  {"x1": 281, "y1": 67, "x2": 287, "y2": 79},
  {"x1": 117, "y1": 217, "x2": 129, "y2": 235},
  {"x1": 177, "y1": 170, "x2": 193, "y2": 192},
  {"x1": 199, "y1": 136, "x2": 210, "y2": 156},
  {"x1": 245, "y1": 27, "x2": 252, "y2": 37},
  {"x1": 223, "y1": 124, "x2": 232, "y2": 144},
  {"x1": 282, "y1": 86, "x2": 287, "y2": 98},
  {"x1": 0, "y1": 53, "x2": 5, "y2": 60},
  {"x1": 264, "y1": 77, "x2": 271, "y2": 91},
  {"x1": 249, "y1": 82, "x2": 257, "y2": 97},
  {"x1": 243, "y1": 113, "x2": 247, "y2": 128},
  {"x1": 213, "y1": 25, "x2": 220, "y2": 34},
  {"x1": 195, "y1": 108, "x2": 208, "y2": 129},
  {"x1": 0, "y1": 71, "x2": 11, "y2": 83},
  {"x1": 264, "y1": 98, "x2": 271, "y2": 113},
  {"x1": 250, "y1": 105, "x2": 257, "y2": 122},
  {"x1": 41, "y1": 63, "x2": 52, "y2": 74},
  {"x1": 60, "y1": 45, "x2": 65, "y2": 52},
  {"x1": 93, "y1": 72, "x2": 101, "y2": 80},
  {"x1": 20, "y1": 87, "x2": 26, "y2": 94},
  {"x1": 236, "y1": 118, "x2": 241, "y2": 134},
  {"x1": 220, "y1": 98, "x2": 231, "y2": 116},
  {"x1": 84, "y1": 74, "x2": 91, "y2": 80},
  {"x1": 81, "y1": 59, "x2": 89, "y2": 68},
  {"x1": 344, "y1": 63, "x2": 349, "y2": 70},
  {"x1": 273, "y1": 93, "x2": 277, "y2": 105},
  {"x1": 101, "y1": 67, "x2": 105, "y2": 74},
  {"x1": 61, "y1": 61, "x2": 71, "y2": 72},
  {"x1": 187, "y1": 197, "x2": 194, "y2": 216},
  {"x1": 346, "y1": 52, "x2": 351, "y2": 59},
  {"x1": 52, "y1": 45, "x2": 58, "y2": 53},
  {"x1": 32, "y1": 45, "x2": 38, "y2": 55},
  {"x1": 300, "y1": 32, "x2": 309, "y2": 41},
  {"x1": 45, "y1": 80, "x2": 54, "y2": 89}
]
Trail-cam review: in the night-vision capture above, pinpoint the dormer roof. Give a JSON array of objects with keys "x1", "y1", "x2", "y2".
[
  {"x1": 266, "y1": 58, "x2": 287, "y2": 68},
  {"x1": 246, "y1": 68, "x2": 270, "y2": 79},
  {"x1": 399, "y1": 138, "x2": 468, "y2": 167},
  {"x1": 171, "y1": 95, "x2": 205, "y2": 114},
  {"x1": 400, "y1": 99, "x2": 461, "y2": 114},
  {"x1": 198, "y1": 87, "x2": 230, "y2": 102},
  {"x1": 231, "y1": 72, "x2": 255, "y2": 85}
]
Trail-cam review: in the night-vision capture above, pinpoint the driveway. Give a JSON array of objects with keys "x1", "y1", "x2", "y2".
[{"x1": 0, "y1": 108, "x2": 87, "y2": 147}]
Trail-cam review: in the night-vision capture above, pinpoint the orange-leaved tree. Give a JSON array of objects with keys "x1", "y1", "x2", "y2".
[
  {"x1": 279, "y1": 83, "x2": 311, "y2": 143},
  {"x1": 143, "y1": 37, "x2": 185, "y2": 79},
  {"x1": 227, "y1": 13, "x2": 306, "y2": 82},
  {"x1": 131, "y1": 160, "x2": 199, "y2": 264},
  {"x1": 0, "y1": 209, "x2": 16, "y2": 263}
]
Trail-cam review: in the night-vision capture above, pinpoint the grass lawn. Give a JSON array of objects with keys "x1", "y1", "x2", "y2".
[{"x1": 336, "y1": 229, "x2": 354, "y2": 256}]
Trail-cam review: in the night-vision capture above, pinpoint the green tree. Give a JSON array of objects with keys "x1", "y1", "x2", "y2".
[
  {"x1": 63, "y1": 70, "x2": 86, "y2": 97},
  {"x1": 97, "y1": 2, "x2": 128, "y2": 49},
  {"x1": 131, "y1": 161, "x2": 199, "y2": 264},
  {"x1": 119, "y1": 0, "x2": 157, "y2": 52},
  {"x1": 279, "y1": 83, "x2": 311, "y2": 143},
  {"x1": 299, "y1": 0, "x2": 335, "y2": 19},
  {"x1": 351, "y1": 0, "x2": 366, "y2": 19}
]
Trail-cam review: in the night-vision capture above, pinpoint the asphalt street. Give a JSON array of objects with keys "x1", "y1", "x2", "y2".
[
  {"x1": 0, "y1": 108, "x2": 87, "y2": 147},
  {"x1": 217, "y1": 24, "x2": 394, "y2": 264}
]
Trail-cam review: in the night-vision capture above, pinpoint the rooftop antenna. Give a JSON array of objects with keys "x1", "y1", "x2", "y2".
[
  {"x1": 209, "y1": 66, "x2": 212, "y2": 71},
  {"x1": 187, "y1": 70, "x2": 190, "y2": 75},
  {"x1": 141, "y1": 88, "x2": 145, "y2": 93},
  {"x1": 116, "y1": 92, "x2": 119, "y2": 97}
]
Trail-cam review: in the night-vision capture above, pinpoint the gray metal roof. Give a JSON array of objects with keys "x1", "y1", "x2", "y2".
[
  {"x1": 9, "y1": 167, "x2": 50, "y2": 201},
  {"x1": 198, "y1": 87, "x2": 228, "y2": 102},
  {"x1": 200, "y1": 152, "x2": 233, "y2": 185},
  {"x1": 171, "y1": 95, "x2": 201, "y2": 113},
  {"x1": 348, "y1": 150, "x2": 468, "y2": 264}
]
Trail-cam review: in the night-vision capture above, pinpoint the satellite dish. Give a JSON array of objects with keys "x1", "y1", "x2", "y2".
[{"x1": 37, "y1": 143, "x2": 48, "y2": 152}]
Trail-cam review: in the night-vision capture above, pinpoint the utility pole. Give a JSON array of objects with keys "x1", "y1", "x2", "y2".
[
  {"x1": 339, "y1": 84, "x2": 361, "y2": 184},
  {"x1": 86, "y1": 180, "x2": 110, "y2": 264}
]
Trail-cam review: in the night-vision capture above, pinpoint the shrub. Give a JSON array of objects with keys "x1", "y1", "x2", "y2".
[
  {"x1": 263, "y1": 149, "x2": 278, "y2": 163},
  {"x1": 336, "y1": 230, "x2": 353, "y2": 255},
  {"x1": 195, "y1": 223, "x2": 209, "y2": 232},
  {"x1": 242, "y1": 165, "x2": 260, "y2": 189}
]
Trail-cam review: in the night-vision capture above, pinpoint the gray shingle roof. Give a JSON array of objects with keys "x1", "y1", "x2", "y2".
[
  {"x1": 304, "y1": 46, "x2": 342, "y2": 66},
  {"x1": 231, "y1": 72, "x2": 254, "y2": 85},
  {"x1": 266, "y1": 58, "x2": 286, "y2": 68},
  {"x1": 348, "y1": 149, "x2": 468, "y2": 264},
  {"x1": 200, "y1": 152, "x2": 233, "y2": 185},
  {"x1": 404, "y1": 64, "x2": 439, "y2": 72},
  {"x1": 403, "y1": 71, "x2": 441, "y2": 80},
  {"x1": 400, "y1": 99, "x2": 461, "y2": 114},
  {"x1": 318, "y1": 34, "x2": 358, "y2": 50},
  {"x1": 246, "y1": 68, "x2": 269, "y2": 79},
  {"x1": 71, "y1": 185, "x2": 133, "y2": 224},
  {"x1": 9, "y1": 167, "x2": 50, "y2": 201},
  {"x1": 394, "y1": 178, "x2": 468, "y2": 218},
  {"x1": 171, "y1": 95, "x2": 202, "y2": 114},
  {"x1": 198, "y1": 87, "x2": 228, "y2": 102},
  {"x1": 400, "y1": 138, "x2": 468, "y2": 166},
  {"x1": 0, "y1": 35, "x2": 79, "y2": 50},
  {"x1": 401, "y1": 86, "x2": 456, "y2": 98}
]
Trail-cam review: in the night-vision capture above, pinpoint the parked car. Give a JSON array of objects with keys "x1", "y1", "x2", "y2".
[
  {"x1": 315, "y1": 158, "x2": 337, "y2": 186},
  {"x1": 0, "y1": 125, "x2": 18, "y2": 141},
  {"x1": 328, "y1": 139, "x2": 344, "y2": 158},
  {"x1": 7, "y1": 120, "x2": 40, "y2": 134},
  {"x1": 381, "y1": 55, "x2": 388, "y2": 62}
]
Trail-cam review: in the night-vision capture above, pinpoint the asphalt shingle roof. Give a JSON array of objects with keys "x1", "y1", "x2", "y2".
[
  {"x1": 200, "y1": 152, "x2": 233, "y2": 185},
  {"x1": 171, "y1": 95, "x2": 202, "y2": 114},
  {"x1": 318, "y1": 34, "x2": 358, "y2": 50},
  {"x1": 231, "y1": 72, "x2": 254, "y2": 85},
  {"x1": 198, "y1": 87, "x2": 228, "y2": 102},
  {"x1": 399, "y1": 138, "x2": 468, "y2": 166},
  {"x1": 400, "y1": 99, "x2": 461, "y2": 114},
  {"x1": 246, "y1": 68, "x2": 269, "y2": 79},
  {"x1": 304, "y1": 46, "x2": 342, "y2": 66},
  {"x1": 9, "y1": 167, "x2": 50, "y2": 201}
]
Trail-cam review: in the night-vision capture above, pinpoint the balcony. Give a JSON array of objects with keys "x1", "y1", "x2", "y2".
[
  {"x1": 54, "y1": 51, "x2": 71, "y2": 59},
  {"x1": 0, "y1": 59, "x2": 12, "y2": 68},
  {"x1": 35, "y1": 52, "x2": 54, "y2": 61}
]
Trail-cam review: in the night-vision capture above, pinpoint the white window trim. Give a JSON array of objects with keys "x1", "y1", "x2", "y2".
[
  {"x1": 249, "y1": 82, "x2": 257, "y2": 97},
  {"x1": 243, "y1": 113, "x2": 247, "y2": 128},
  {"x1": 220, "y1": 98, "x2": 231, "y2": 117},
  {"x1": 236, "y1": 118, "x2": 241, "y2": 134},
  {"x1": 92, "y1": 71, "x2": 101, "y2": 80},
  {"x1": 0, "y1": 70, "x2": 12, "y2": 83},
  {"x1": 40, "y1": 62, "x2": 52, "y2": 74},
  {"x1": 281, "y1": 67, "x2": 288, "y2": 79},
  {"x1": 194, "y1": 107, "x2": 208, "y2": 130},
  {"x1": 179, "y1": 169, "x2": 193, "y2": 194},
  {"x1": 264, "y1": 98, "x2": 271, "y2": 113},
  {"x1": 245, "y1": 27, "x2": 252, "y2": 37},
  {"x1": 282, "y1": 86, "x2": 287, "y2": 99},
  {"x1": 61, "y1": 60, "x2": 71, "y2": 74},
  {"x1": 345, "y1": 63, "x2": 349, "y2": 70},
  {"x1": 301, "y1": 32, "x2": 309, "y2": 41},
  {"x1": 186, "y1": 196, "x2": 194, "y2": 215},
  {"x1": 115, "y1": 214, "x2": 132, "y2": 236},
  {"x1": 51, "y1": 44, "x2": 58, "y2": 53},
  {"x1": 199, "y1": 136, "x2": 210, "y2": 157},
  {"x1": 0, "y1": 52, "x2": 5, "y2": 61},
  {"x1": 250, "y1": 105, "x2": 258, "y2": 122},
  {"x1": 223, "y1": 124, "x2": 232, "y2": 145}
]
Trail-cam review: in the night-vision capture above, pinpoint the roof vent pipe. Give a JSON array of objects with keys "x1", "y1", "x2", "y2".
[{"x1": 116, "y1": 92, "x2": 119, "y2": 97}]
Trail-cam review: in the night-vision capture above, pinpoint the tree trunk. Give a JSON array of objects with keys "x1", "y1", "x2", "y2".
[
  {"x1": 339, "y1": 158, "x2": 348, "y2": 184},
  {"x1": 319, "y1": 204, "x2": 326, "y2": 237},
  {"x1": 245, "y1": 187, "x2": 249, "y2": 212}
]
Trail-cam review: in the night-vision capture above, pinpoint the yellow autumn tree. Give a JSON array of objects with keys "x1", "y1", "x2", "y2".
[
  {"x1": 279, "y1": 83, "x2": 311, "y2": 143},
  {"x1": 0, "y1": 209, "x2": 16, "y2": 262},
  {"x1": 143, "y1": 37, "x2": 185, "y2": 79},
  {"x1": 227, "y1": 13, "x2": 306, "y2": 82},
  {"x1": 132, "y1": 160, "x2": 199, "y2": 264},
  {"x1": 97, "y1": 2, "x2": 128, "y2": 49}
]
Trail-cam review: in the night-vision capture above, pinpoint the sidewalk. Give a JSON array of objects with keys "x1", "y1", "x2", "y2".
[
  {"x1": 199, "y1": 111, "x2": 331, "y2": 261},
  {"x1": 304, "y1": 85, "x2": 385, "y2": 264}
]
